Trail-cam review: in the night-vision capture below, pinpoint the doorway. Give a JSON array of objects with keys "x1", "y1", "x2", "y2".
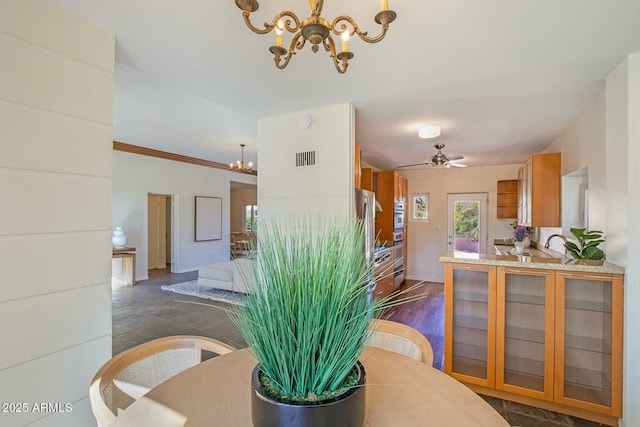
[
  {"x1": 148, "y1": 193, "x2": 173, "y2": 277},
  {"x1": 447, "y1": 193, "x2": 488, "y2": 254}
]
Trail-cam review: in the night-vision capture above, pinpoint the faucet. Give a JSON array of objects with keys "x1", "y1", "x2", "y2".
[{"x1": 544, "y1": 234, "x2": 568, "y2": 256}]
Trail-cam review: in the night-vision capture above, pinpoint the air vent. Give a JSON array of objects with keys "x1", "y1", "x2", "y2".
[{"x1": 296, "y1": 150, "x2": 316, "y2": 167}]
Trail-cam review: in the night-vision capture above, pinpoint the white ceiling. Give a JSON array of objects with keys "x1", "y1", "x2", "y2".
[{"x1": 51, "y1": 0, "x2": 640, "y2": 170}]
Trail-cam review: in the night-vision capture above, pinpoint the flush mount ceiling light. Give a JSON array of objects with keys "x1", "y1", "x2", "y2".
[
  {"x1": 234, "y1": 0, "x2": 397, "y2": 74},
  {"x1": 418, "y1": 125, "x2": 441, "y2": 139},
  {"x1": 229, "y1": 144, "x2": 253, "y2": 173}
]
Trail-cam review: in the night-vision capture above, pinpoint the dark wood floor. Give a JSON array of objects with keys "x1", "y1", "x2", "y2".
[{"x1": 384, "y1": 280, "x2": 444, "y2": 370}]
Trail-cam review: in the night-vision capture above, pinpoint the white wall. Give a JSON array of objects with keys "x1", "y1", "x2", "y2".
[
  {"x1": 400, "y1": 164, "x2": 520, "y2": 282},
  {"x1": 0, "y1": 1, "x2": 114, "y2": 426},
  {"x1": 112, "y1": 151, "x2": 257, "y2": 279},
  {"x1": 542, "y1": 53, "x2": 640, "y2": 426},
  {"x1": 606, "y1": 54, "x2": 640, "y2": 427},
  {"x1": 257, "y1": 103, "x2": 354, "y2": 220},
  {"x1": 542, "y1": 93, "x2": 607, "y2": 251}
]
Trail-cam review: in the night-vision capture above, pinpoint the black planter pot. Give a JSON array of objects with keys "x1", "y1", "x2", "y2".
[{"x1": 250, "y1": 362, "x2": 366, "y2": 427}]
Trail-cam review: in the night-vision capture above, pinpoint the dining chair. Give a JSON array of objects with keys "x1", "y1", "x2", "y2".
[
  {"x1": 89, "y1": 335, "x2": 236, "y2": 427},
  {"x1": 230, "y1": 233, "x2": 241, "y2": 257},
  {"x1": 368, "y1": 319, "x2": 434, "y2": 366}
]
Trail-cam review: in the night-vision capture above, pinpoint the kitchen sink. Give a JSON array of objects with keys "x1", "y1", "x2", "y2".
[
  {"x1": 494, "y1": 246, "x2": 530, "y2": 256},
  {"x1": 493, "y1": 245, "x2": 557, "y2": 258}
]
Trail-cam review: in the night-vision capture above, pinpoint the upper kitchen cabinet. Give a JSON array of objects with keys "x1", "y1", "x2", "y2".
[
  {"x1": 497, "y1": 180, "x2": 518, "y2": 219},
  {"x1": 518, "y1": 153, "x2": 561, "y2": 227},
  {"x1": 361, "y1": 167, "x2": 377, "y2": 193},
  {"x1": 375, "y1": 170, "x2": 406, "y2": 244}
]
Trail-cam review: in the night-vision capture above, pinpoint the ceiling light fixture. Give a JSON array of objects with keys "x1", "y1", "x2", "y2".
[
  {"x1": 229, "y1": 144, "x2": 253, "y2": 173},
  {"x1": 234, "y1": 0, "x2": 397, "y2": 74},
  {"x1": 418, "y1": 125, "x2": 441, "y2": 139}
]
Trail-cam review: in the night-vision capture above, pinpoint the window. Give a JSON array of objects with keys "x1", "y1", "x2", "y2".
[{"x1": 244, "y1": 205, "x2": 257, "y2": 232}]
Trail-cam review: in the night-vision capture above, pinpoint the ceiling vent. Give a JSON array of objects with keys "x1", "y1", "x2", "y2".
[{"x1": 296, "y1": 150, "x2": 316, "y2": 167}]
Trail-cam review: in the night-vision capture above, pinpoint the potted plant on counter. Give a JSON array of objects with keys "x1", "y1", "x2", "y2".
[
  {"x1": 228, "y1": 215, "x2": 421, "y2": 427},
  {"x1": 565, "y1": 228, "x2": 605, "y2": 260},
  {"x1": 513, "y1": 225, "x2": 529, "y2": 255}
]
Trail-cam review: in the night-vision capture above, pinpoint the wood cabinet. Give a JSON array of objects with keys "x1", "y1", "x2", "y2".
[
  {"x1": 361, "y1": 167, "x2": 377, "y2": 192},
  {"x1": 375, "y1": 170, "x2": 404, "y2": 244},
  {"x1": 497, "y1": 180, "x2": 518, "y2": 219},
  {"x1": 402, "y1": 176, "x2": 408, "y2": 278},
  {"x1": 517, "y1": 160, "x2": 530, "y2": 225},
  {"x1": 364, "y1": 169, "x2": 408, "y2": 287},
  {"x1": 444, "y1": 263, "x2": 497, "y2": 388},
  {"x1": 444, "y1": 262, "x2": 623, "y2": 425},
  {"x1": 517, "y1": 153, "x2": 561, "y2": 227},
  {"x1": 554, "y1": 271, "x2": 623, "y2": 417},
  {"x1": 496, "y1": 267, "x2": 555, "y2": 401},
  {"x1": 354, "y1": 144, "x2": 362, "y2": 189}
]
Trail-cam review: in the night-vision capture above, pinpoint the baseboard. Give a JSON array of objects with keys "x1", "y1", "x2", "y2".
[{"x1": 406, "y1": 274, "x2": 444, "y2": 283}]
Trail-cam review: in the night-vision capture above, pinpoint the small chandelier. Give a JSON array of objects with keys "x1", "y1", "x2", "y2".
[
  {"x1": 234, "y1": 0, "x2": 397, "y2": 74},
  {"x1": 229, "y1": 144, "x2": 253, "y2": 173}
]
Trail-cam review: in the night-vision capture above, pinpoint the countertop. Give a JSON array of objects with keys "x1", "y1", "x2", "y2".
[{"x1": 439, "y1": 251, "x2": 625, "y2": 274}]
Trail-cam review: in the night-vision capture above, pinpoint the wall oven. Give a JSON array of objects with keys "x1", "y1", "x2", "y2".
[{"x1": 393, "y1": 202, "x2": 404, "y2": 230}]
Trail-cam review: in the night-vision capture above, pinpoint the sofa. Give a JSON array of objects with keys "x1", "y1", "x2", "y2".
[{"x1": 197, "y1": 258, "x2": 255, "y2": 293}]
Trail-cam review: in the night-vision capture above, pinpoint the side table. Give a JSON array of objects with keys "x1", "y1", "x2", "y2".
[{"x1": 112, "y1": 247, "x2": 136, "y2": 286}]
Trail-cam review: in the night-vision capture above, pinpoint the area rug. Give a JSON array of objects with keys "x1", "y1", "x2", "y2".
[{"x1": 161, "y1": 280, "x2": 246, "y2": 306}]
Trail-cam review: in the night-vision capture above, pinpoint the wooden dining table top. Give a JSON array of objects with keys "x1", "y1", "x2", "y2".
[{"x1": 109, "y1": 347, "x2": 510, "y2": 427}]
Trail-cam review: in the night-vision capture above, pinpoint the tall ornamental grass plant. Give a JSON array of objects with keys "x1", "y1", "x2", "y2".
[{"x1": 229, "y1": 215, "x2": 418, "y2": 403}]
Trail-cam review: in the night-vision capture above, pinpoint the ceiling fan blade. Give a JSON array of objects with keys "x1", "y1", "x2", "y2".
[
  {"x1": 447, "y1": 162, "x2": 468, "y2": 168},
  {"x1": 447, "y1": 155, "x2": 464, "y2": 161},
  {"x1": 397, "y1": 162, "x2": 431, "y2": 168}
]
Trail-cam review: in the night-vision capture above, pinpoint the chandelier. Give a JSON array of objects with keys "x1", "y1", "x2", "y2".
[
  {"x1": 234, "y1": 0, "x2": 397, "y2": 74},
  {"x1": 229, "y1": 144, "x2": 253, "y2": 173}
]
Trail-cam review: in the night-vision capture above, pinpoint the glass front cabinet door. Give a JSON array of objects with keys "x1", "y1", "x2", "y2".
[
  {"x1": 444, "y1": 263, "x2": 496, "y2": 387},
  {"x1": 554, "y1": 272, "x2": 623, "y2": 417},
  {"x1": 496, "y1": 267, "x2": 555, "y2": 401}
]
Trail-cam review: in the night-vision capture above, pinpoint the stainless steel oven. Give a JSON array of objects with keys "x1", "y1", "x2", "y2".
[{"x1": 393, "y1": 202, "x2": 404, "y2": 230}]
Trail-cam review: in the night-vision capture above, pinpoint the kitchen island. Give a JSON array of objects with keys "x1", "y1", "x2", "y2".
[{"x1": 440, "y1": 251, "x2": 624, "y2": 426}]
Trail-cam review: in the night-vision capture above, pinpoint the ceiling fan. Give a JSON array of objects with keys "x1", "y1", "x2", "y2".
[{"x1": 398, "y1": 143, "x2": 467, "y2": 169}]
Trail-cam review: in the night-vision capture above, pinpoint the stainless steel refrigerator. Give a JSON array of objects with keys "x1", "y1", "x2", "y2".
[{"x1": 354, "y1": 188, "x2": 377, "y2": 300}]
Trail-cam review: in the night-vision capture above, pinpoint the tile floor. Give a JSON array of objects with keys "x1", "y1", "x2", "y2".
[
  {"x1": 112, "y1": 270, "x2": 246, "y2": 355},
  {"x1": 111, "y1": 271, "x2": 608, "y2": 427}
]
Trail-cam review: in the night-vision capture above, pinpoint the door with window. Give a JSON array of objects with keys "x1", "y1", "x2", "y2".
[{"x1": 447, "y1": 193, "x2": 488, "y2": 254}]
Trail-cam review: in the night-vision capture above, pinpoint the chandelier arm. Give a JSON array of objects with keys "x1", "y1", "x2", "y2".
[
  {"x1": 331, "y1": 15, "x2": 390, "y2": 44},
  {"x1": 320, "y1": 36, "x2": 328, "y2": 54},
  {"x1": 273, "y1": 33, "x2": 304, "y2": 69},
  {"x1": 242, "y1": 10, "x2": 301, "y2": 35},
  {"x1": 325, "y1": 37, "x2": 348, "y2": 74},
  {"x1": 294, "y1": 34, "x2": 307, "y2": 51},
  {"x1": 323, "y1": 35, "x2": 336, "y2": 55}
]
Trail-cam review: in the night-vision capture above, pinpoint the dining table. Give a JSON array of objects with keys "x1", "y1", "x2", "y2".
[{"x1": 108, "y1": 346, "x2": 510, "y2": 426}]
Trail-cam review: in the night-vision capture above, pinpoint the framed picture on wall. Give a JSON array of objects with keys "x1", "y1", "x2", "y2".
[
  {"x1": 195, "y1": 196, "x2": 222, "y2": 241},
  {"x1": 410, "y1": 193, "x2": 430, "y2": 221}
]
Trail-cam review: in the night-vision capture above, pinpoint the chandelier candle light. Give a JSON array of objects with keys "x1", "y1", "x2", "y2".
[
  {"x1": 229, "y1": 144, "x2": 253, "y2": 174},
  {"x1": 234, "y1": 0, "x2": 397, "y2": 73}
]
